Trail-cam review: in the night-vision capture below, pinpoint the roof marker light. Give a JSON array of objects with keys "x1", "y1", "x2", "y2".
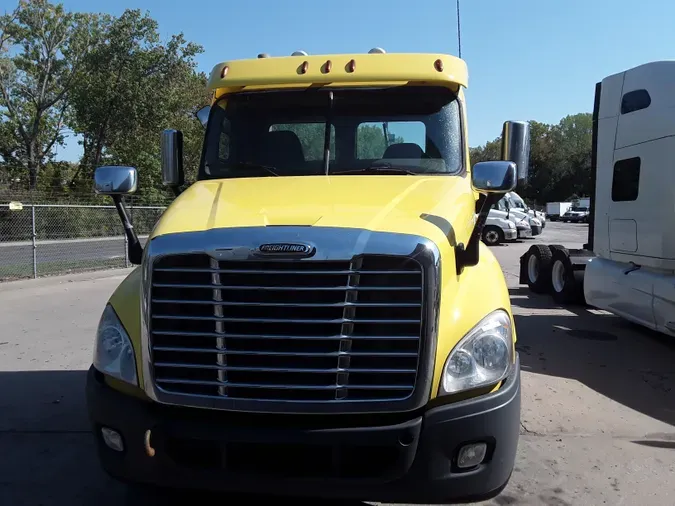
[
  {"x1": 347, "y1": 59, "x2": 356, "y2": 72},
  {"x1": 220, "y1": 65, "x2": 229, "y2": 78},
  {"x1": 434, "y1": 59, "x2": 444, "y2": 72},
  {"x1": 324, "y1": 60, "x2": 332, "y2": 73},
  {"x1": 292, "y1": 50, "x2": 308, "y2": 56},
  {"x1": 368, "y1": 47, "x2": 386, "y2": 54},
  {"x1": 258, "y1": 53, "x2": 270, "y2": 59},
  {"x1": 300, "y1": 61, "x2": 309, "y2": 74}
]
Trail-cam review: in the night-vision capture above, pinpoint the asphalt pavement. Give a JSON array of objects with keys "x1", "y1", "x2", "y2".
[
  {"x1": 0, "y1": 236, "x2": 150, "y2": 276},
  {"x1": 0, "y1": 221, "x2": 673, "y2": 506}
]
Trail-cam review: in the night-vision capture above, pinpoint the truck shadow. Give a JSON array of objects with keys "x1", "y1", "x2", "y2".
[
  {"x1": 0, "y1": 370, "x2": 370, "y2": 506},
  {"x1": 510, "y1": 287, "x2": 675, "y2": 428}
]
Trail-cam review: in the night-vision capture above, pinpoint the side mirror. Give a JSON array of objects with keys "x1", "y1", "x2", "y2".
[
  {"x1": 501, "y1": 120, "x2": 530, "y2": 182},
  {"x1": 93, "y1": 166, "x2": 138, "y2": 195},
  {"x1": 471, "y1": 161, "x2": 517, "y2": 193},
  {"x1": 161, "y1": 129, "x2": 184, "y2": 187},
  {"x1": 93, "y1": 165, "x2": 142, "y2": 265},
  {"x1": 195, "y1": 105, "x2": 211, "y2": 128}
]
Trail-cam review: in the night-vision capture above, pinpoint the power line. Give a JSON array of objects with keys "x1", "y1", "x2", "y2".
[{"x1": 456, "y1": 0, "x2": 462, "y2": 58}]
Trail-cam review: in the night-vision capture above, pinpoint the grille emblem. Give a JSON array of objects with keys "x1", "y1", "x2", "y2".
[{"x1": 256, "y1": 243, "x2": 315, "y2": 257}]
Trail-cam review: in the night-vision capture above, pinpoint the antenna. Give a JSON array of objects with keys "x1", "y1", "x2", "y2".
[{"x1": 456, "y1": 0, "x2": 462, "y2": 58}]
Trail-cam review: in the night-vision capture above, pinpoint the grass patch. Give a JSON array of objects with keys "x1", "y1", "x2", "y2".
[{"x1": 0, "y1": 257, "x2": 127, "y2": 281}]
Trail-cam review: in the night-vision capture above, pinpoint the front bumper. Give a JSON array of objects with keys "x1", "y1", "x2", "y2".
[
  {"x1": 531, "y1": 224, "x2": 542, "y2": 236},
  {"x1": 504, "y1": 229, "x2": 518, "y2": 241},
  {"x1": 86, "y1": 356, "x2": 521, "y2": 504},
  {"x1": 516, "y1": 227, "x2": 532, "y2": 238}
]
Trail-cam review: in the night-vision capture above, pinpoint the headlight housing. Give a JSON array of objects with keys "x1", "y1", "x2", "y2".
[
  {"x1": 93, "y1": 304, "x2": 138, "y2": 385},
  {"x1": 506, "y1": 221, "x2": 515, "y2": 229},
  {"x1": 439, "y1": 310, "x2": 513, "y2": 395}
]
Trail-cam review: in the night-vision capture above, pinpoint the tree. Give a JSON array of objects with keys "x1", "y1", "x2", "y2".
[
  {"x1": 469, "y1": 114, "x2": 593, "y2": 205},
  {"x1": 356, "y1": 124, "x2": 404, "y2": 159},
  {"x1": 0, "y1": 0, "x2": 95, "y2": 188},
  {"x1": 67, "y1": 8, "x2": 205, "y2": 195}
]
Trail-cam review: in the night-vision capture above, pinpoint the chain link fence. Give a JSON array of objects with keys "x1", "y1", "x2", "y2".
[{"x1": 0, "y1": 201, "x2": 167, "y2": 281}]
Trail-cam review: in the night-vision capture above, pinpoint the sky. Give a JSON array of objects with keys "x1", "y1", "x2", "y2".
[{"x1": 38, "y1": 0, "x2": 675, "y2": 162}]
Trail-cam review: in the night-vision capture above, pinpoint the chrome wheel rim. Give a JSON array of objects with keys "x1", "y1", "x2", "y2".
[
  {"x1": 527, "y1": 254, "x2": 539, "y2": 282},
  {"x1": 552, "y1": 259, "x2": 566, "y2": 293}
]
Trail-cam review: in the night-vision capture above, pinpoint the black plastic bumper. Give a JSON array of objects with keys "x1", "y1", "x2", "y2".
[{"x1": 86, "y1": 356, "x2": 521, "y2": 504}]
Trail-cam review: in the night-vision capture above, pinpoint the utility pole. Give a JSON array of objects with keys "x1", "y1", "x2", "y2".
[{"x1": 456, "y1": 0, "x2": 462, "y2": 58}]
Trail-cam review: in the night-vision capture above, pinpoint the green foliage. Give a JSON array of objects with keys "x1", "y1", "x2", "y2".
[
  {"x1": 1, "y1": 0, "x2": 593, "y2": 209},
  {"x1": 0, "y1": 0, "x2": 97, "y2": 188},
  {"x1": 356, "y1": 124, "x2": 404, "y2": 159},
  {"x1": 470, "y1": 113, "x2": 593, "y2": 204},
  {"x1": 270, "y1": 122, "x2": 334, "y2": 160},
  {"x1": 0, "y1": 0, "x2": 208, "y2": 200},
  {"x1": 67, "y1": 8, "x2": 207, "y2": 199},
  {"x1": 268, "y1": 122, "x2": 404, "y2": 162}
]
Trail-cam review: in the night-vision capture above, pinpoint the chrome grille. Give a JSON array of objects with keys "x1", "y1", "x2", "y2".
[{"x1": 149, "y1": 253, "x2": 424, "y2": 404}]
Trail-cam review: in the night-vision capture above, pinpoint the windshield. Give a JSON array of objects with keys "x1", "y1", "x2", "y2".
[
  {"x1": 507, "y1": 193, "x2": 527, "y2": 209},
  {"x1": 200, "y1": 86, "x2": 463, "y2": 179},
  {"x1": 570, "y1": 206, "x2": 588, "y2": 212},
  {"x1": 496, "y1": 198, "x2": 509, "y2": 212}
]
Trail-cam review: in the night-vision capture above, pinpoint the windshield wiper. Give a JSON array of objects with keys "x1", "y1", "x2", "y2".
[
  {"x1": 331, "y1": 164, "x2": 417, "y2": 175},
  {"x1": 228, "y1": 161, "x2": 279, "y2": 177}
]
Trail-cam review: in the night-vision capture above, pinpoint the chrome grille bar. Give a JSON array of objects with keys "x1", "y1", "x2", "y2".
[{"x1": 142, "y1": 227, "x2": 440, "y2": 414}]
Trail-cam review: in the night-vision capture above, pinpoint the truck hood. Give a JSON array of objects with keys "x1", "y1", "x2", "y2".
[
  {"x1": 151, "y1": 176, "x2": 477, "y2": 248},
  {"x1": 489, "y1": 208, "x2": 530, "y2": 226}
]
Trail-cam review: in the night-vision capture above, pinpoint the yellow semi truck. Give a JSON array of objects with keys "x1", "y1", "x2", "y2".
[{"x1": 87, "y1": 49, "x2": 529, "y2": 503}]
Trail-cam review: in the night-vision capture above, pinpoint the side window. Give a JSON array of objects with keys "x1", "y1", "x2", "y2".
[
  {"x1": 269, "y1": 123, "x2": 336, "y2": 160},
  {"x1": 356, "y1": 121, "x2": 425, "y2": 159},
  {"x1": 620, "y1": 89, "x2": 651, "y2": 114},
  {"x1": 611, "y1": 157, "x2": 640, "y2": 202}
]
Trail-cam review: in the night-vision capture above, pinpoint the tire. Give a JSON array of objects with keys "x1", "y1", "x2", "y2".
[
  {"x1": 482, "y1": 225, "x2": 505, "y2": 246},
  {"x1": 525, "y1": 244, "x2": 553, "y2": 294},
  {"x1": 550, "y1": 248, "x2": 585, "y2": 305}
]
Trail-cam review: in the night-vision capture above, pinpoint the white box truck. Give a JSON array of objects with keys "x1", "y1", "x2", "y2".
[{"x1": 545, "y1": 202, "x2": 571, "y2": 221}]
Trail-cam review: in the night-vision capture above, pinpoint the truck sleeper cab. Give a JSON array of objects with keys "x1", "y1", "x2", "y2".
[
  {"x1": 86, "y1": 50, "x2": 529, "y2": 504},
  {"x1": 520, "y1": 61, "x2": 675, "y2": 338}
]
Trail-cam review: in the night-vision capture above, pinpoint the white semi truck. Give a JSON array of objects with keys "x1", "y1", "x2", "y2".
[
  {"x1": 505, "y1": 191, "x2": 546, "y2": 227},
  {"x1": 520, "y1": 61, "x2": 675, "y2": 338}
]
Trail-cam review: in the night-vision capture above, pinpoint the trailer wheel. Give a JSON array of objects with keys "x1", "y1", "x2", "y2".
[
  {"x1": 482, "y1": 225, "x2": 504, "y2": 246},
  {"x1": 525, "y1": 244, "x2": 553, "y2": 293},
  {"x1": 550, "y1": 248, "x2": 584, "y2": 304}
]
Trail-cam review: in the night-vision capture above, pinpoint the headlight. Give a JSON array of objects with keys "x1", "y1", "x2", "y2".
[
  {"x1": 93, "y1": 304, "x2": 138, "y2": 385},
  {"x1": 439, "y1": 310, "x2": 513, "y2": 395},
  {"x1": 507, "y1": 221, "x2": 515, "y2": 229}
]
